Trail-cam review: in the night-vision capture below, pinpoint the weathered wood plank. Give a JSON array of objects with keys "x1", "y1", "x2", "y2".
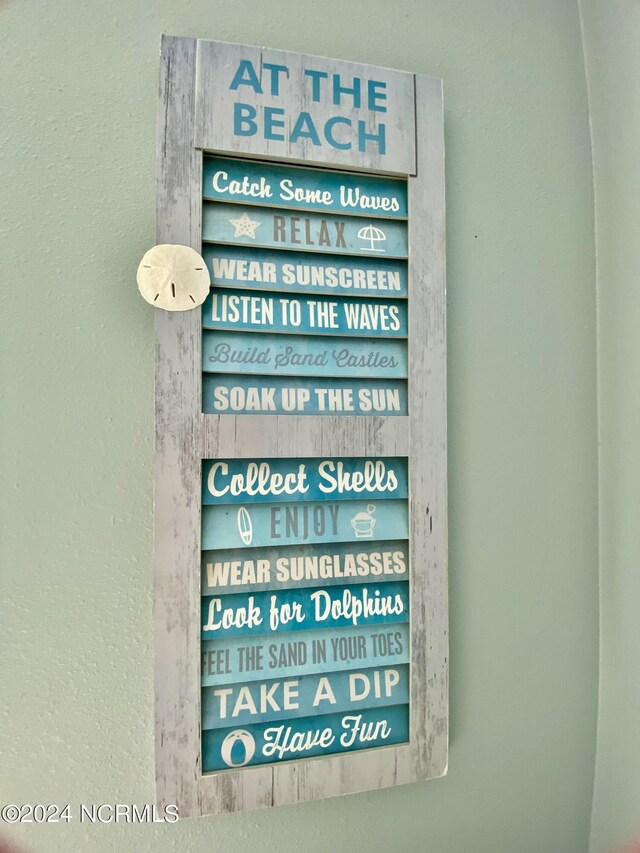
[
  {"x1": 202, "y1": 374, "x2": 407, "y2": 416},
  {"x1": 201, "y1": 202, "x2": 408, "y2": 257},
  {"x1": 202, "y1": 290, "x2": 409, "y2": 336},
  {"x1": 202, "y1": 498, "x2": 409, "y2": 550},
  {"x1": 203, "y1": 156, "x2": 408, "y2": 217},
  {"x1": 201, "y1": 623, "x2": 410, "y2": 686},
  {"x1": 406, "y1": 73, "x2": 448, "y2": 783},
  {"x1": 202, "y1": 245, "x2": 409, "y2": 298},
  {"x1": 202, "y1": 666, "x2": 410, "y2": 729},
  {"x1": 201, "y1": 539, "x2": 410, "y2": 596},
  {"x1": 154, "y1": 34, "x2": 203, "y2": 817},
  {"x1": 201, "y1": 581, "x2": 409, "y2": 638},
  {"x1": 203, "y1": 705, "x2": 409, "y2": 772},
  {"x1": 195, "y1": 41, "x2": 416, "y2": 173},
  {"x1": 201, "y1": 414, "x2": 410, "y2": 459},
  {"x1": 201, "y1": 455, "x2": 409, "y2": 504},
  {"x1": 202, "y1": 331, "x2": 408, "y2": 380}
]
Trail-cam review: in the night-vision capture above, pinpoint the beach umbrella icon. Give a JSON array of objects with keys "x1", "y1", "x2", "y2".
[{"x1": 357, "y1": 224, "x2": 387, "y2": 252}]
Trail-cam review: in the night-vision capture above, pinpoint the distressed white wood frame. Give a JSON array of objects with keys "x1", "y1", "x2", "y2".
[{"x1": 154, "y1": 35, "x2": 447, "y2": 817}]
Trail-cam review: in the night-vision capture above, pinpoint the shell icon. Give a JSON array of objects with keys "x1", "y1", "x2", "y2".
[
  {"x1": 220, "y1": 730, "x2": 256, "y2": 768},
  {"x1": 136, "y1": 244, "x2": 210, "y2": 311},
  {"x1": 357, "y1": 224, "x2": 387, "y2": 253},
  {"x1": 237, "y1": 507, "x2": 253, "y2": 545}
]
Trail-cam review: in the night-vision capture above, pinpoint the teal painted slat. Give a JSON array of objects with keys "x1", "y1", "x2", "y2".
[
  {"x1": 202, "y1": 288, "x2": 408, "y2": 337},
  {"x1": 202, "y1": 245, "x2": 408, "y2": 298},
  {"x1": 203, "y1": 331, "x2": 407, "y2": 378},
  {"x1": 202, "y1": 456, "x2": 408, "y2": 506},
  {"x1": 201, "y1": 623, "x2": 409, "y2": 686},
  {"x1": 202, "y1": 203, "x2": 408, "y2": 258},
  {"x1": 203, "y1": 157, "x2": 408, "y2": 218},
  {"x1": 201, "y1": 539, "x2": 409, "y2": 596},
  {"x1": 202, "y1": 664, "x2": 409, "y2": 729},
  {"x1": 201, "y1": 498, "x2": 408, "y2": 550},
  {"x1": 202, "y1": 704, "x2": 409, "y2": 771},
  {"x1": 201, "y1": 581, "x2": 408, "y2": 639},
  {"x1": 202, "y1": 374, "x2": 407, "y2": 415}
]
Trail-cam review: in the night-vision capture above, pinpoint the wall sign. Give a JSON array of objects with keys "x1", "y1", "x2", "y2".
[{"x1": 154, "y1": 36, "x2": 447, "y2": 817}]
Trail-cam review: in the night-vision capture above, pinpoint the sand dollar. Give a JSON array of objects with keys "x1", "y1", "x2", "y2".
[{"x1": 137, "y1": 244, "x2": 210, "y2": 311}]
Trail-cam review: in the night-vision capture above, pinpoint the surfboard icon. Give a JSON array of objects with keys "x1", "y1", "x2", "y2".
[{"x1": 237, "y1": 506, "x2": 253, "y2": 545}]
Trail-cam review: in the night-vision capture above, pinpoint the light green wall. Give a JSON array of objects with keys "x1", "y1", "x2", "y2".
[
  {"x1": 580, "y1": 2, "x2": 640, "y2": 851},
  {"x1": 1, "y1": 1, "x2": 599, "y2": 851}
]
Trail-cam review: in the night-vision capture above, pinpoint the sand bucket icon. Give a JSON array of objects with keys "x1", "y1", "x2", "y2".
[{"x1": 350, "y1": 504, "x2": 377, "y2": 538}]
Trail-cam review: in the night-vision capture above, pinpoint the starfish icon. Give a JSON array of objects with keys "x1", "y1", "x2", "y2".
[{"x1": 229, "y1": 211, "x2": 261, "y2": 239}]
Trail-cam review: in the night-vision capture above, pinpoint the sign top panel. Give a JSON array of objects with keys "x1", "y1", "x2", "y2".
[{"x1": 195, "y1": 40, "x2": 417, "y2": 174}]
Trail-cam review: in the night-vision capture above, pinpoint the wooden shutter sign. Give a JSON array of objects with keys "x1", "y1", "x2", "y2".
[{"x1": 154, "y1": 35, "x2": 447, "y2": 817}]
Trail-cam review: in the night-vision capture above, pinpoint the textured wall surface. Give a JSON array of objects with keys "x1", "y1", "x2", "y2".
[
  {"x1": 581, "y1": 2, "x2": 640, "y2": 851},
  {"x1": 0, "y1": 1, "x2": 599, "y2": 851}
]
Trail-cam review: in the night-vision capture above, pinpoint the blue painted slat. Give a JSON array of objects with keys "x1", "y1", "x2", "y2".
[
  {"x1": 201, "y1": 539, "x2": 410, "y2": 596},
  {"x1": 203, "y1": 157, "x2": 408, "y2": 218},
  {"x1": 202, "y1": 456, "x2": 408, "y2": 506},
  {"x1": 202, "y1": 245, "x2": 408, "y2": 298},
  {"x1": 202, "y1": 704, "x2": 409, "y2": 771},
  {"x1": 201, "y1": 623, "x2": 409, "y2": 686},
  {"x1": 201, "y1": 498, "x2": 409, "y2": 550},
  {"x1": 202, "y1": 288, "x2": 408, "y2": 337},
  {"x1": 202, "y1": 374, "x2": 407, "y2": 415},
  {"x1": 203, "y1": 331, "x2": 407, "y2": 379},
  {"x1": 202, "y1": 664, "x2": 409, "y2": 729},
  {"x1": 202, "y1": 203, "x2": 408, "y2": 258},
  {"x1": 201, "y1": 581, "x2": 409, "y2": 639}
]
